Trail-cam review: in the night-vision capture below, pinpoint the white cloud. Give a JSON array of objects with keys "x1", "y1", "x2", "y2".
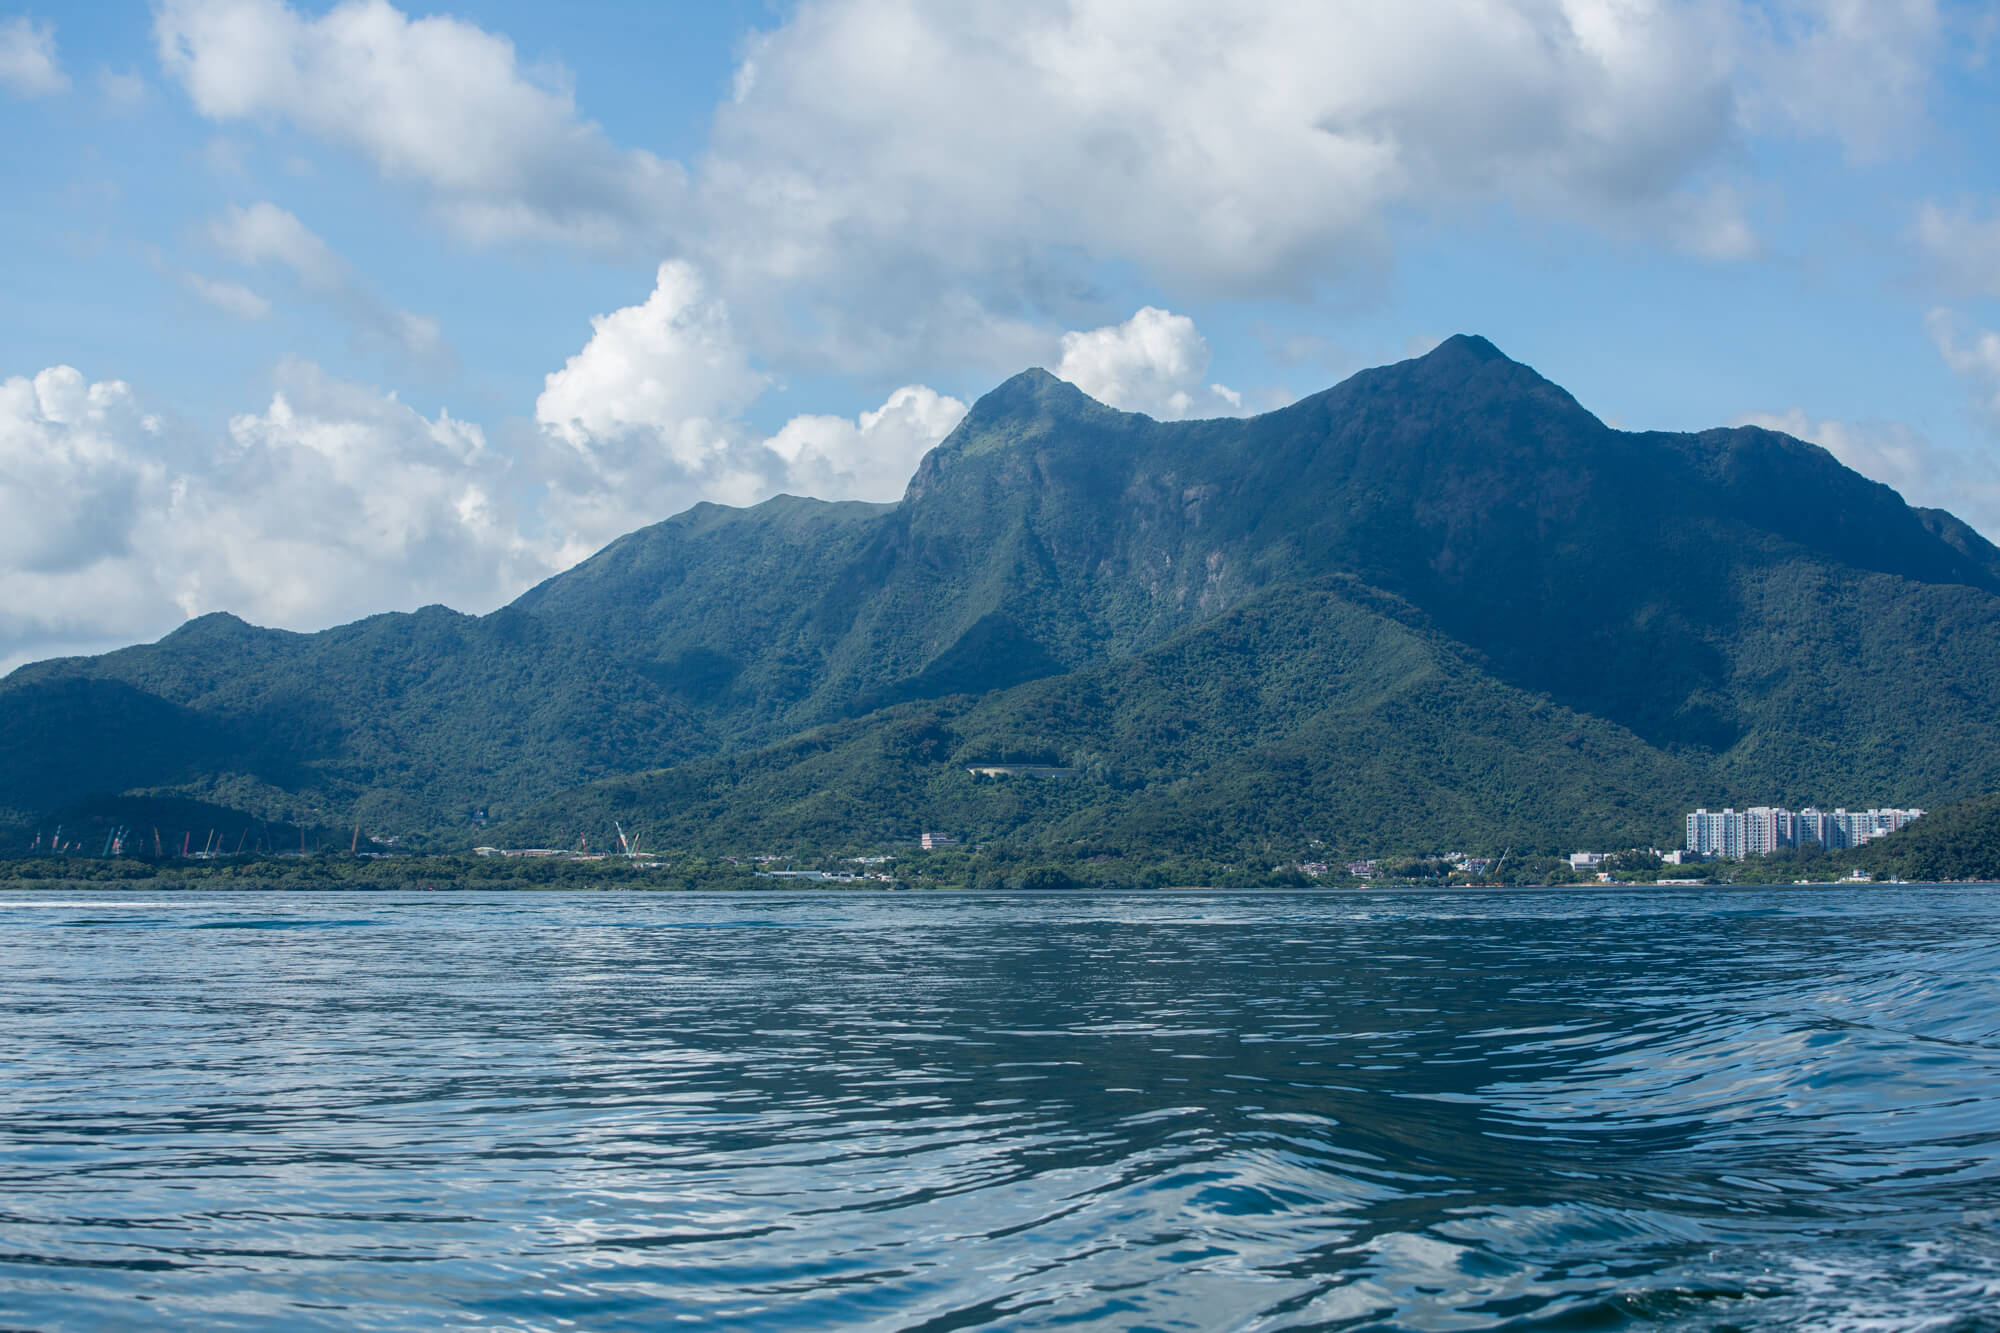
[
  {"x1": 1738, "y1": 405, "x2": 2000, "y2": 540},
  {"x1": 1927, "y1": 308, "x2": 2000, "y2": 421},
  {"x1": 211, "y1": 200, "x2": 342, "y2": 286},
  {"x1": 536, "y1": 260, "x2": 769, "y2": 458},
  {"x1": 678, "y1": 0, "x2": 1951, "y2": 374},
  {"x1": 531, "y1": 270, "x2": 1285, "y2": 554},
  {"x1": 705, "y1": 0, "x2": 1749, "y2": 299},
  {"x1": 764, "y1": 385, "x2": 969, "y2": 501},
  {"x1": 0, "y1": 15, "x2": 66, "y2": 97},
  {"x1": 0, "y1": 361, "x2": 559, "y2": 671},
  {"x1": 148, "y1": 0, "x2": 1952, "y2": 379},
  {"x1": 154, "y1": 0, "x2": 683, "y2": 249},
  {"x1": 1740, "y1": 0, "x2": 1942, "y2": 158},
  {"x1": 182, "y1": 271, "x2": 271, "y2": 320},
  {"x1": 208, "y1": 202, "x2": 454, "y2": 374},
  {"x1": 1055, "y1": 307, "x2": 1243, "y2": 419},
  {"x1": 195, "y1": 364, "x2": 546, "y2": 625},
  {"x1": 1913, "y1": 202, "x2": 2000, "y2": 298},
  {"x1": 0, "y1": 368, "x2": 164, "y2": 576},
  {"x1": 532, "y1": 261, "x2": 968, "y2": 557}
]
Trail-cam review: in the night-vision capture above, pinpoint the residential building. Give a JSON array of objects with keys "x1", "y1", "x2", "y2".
[{"x1": 1685, "y1": 805, "x2": 1923, "y2": 859}]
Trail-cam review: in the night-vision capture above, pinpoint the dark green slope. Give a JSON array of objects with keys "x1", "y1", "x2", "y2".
[
  {"x1": 1852, "y1": 793, "x2": 2000, "y2": 882},
  {"x1": 10, "y1": 334, "x2": 2000, "y2": 849},
  {"x1": 508, "y1": 494, "x2": 897, "y2": 726},
  {"x1": 497, "y1": 577, "x2": 1707, "y2": 857},
  {"x1": 3, "y1": 604, "x2": 709, "y2": 840}
]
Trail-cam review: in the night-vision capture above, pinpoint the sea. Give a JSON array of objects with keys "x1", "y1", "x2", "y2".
[{"x1": 2, "y1": 885, "x2": 1997, "y2": 1331}]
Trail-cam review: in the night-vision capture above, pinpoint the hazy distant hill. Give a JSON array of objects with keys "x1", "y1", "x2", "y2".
[{"x1": 9, "y1": 335, "x2": 2000, "y2": 855}]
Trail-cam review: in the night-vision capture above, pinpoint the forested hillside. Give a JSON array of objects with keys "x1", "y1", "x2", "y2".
[{"x1": 9, "y1": 335, "x2": 2000, "y2": 858}]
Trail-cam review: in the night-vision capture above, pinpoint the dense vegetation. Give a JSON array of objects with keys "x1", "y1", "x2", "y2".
[
  {"x1": 9, "y1": 335, "x2": 2000, "y2": 862},
  {"x1": 494, "y1": 577, "x2": 1705, "y2": 858},
  {"x1": 9, "y1": 792, "x2": 1998, "y2": 891},
  {"x1": 1849, "y1": 793, "x2": 2000, "y2": 882}
]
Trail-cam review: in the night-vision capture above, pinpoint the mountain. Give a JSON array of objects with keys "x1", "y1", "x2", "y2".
[
  {"x1": 498, "y1": 575, "x2": 1707, "y2": 858},
  {"x1": 8, "y1": 335, "x2": 2000, "y2": 856}
]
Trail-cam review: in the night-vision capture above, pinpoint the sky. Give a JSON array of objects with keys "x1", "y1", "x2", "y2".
[{"x1": 2, "y1": 0, "x2": 1999, "y2": 672}]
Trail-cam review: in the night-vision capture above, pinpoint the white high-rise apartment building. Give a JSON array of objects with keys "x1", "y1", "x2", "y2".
[
  {"x1": 1685, "y1": 805, "x2": 1923, "y2": 859},
  {"x1": 1744, "y1": 807, "x2": 1789, "y2": 856},
  {"x1": 1686, "y1": 809, "x2": 1742, "y2": 858}
]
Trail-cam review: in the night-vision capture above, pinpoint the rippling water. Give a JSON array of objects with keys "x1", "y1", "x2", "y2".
[{"x1": 4, "y1": 886, "x2": 1999, "y2": 1330}]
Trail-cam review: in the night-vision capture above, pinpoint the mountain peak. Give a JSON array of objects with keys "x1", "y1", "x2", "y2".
[
  {"x1": 1328, "y1": 331, "x2": 1593, "y2": 428},
  {"x1": 973, "y1": 366, "x2": 1099, "y2": 418},
  {"x1": 1423, "y1": 333, "x2": 1510, "y2": 365},
  {"x1": 162, "y1": 611, "x2": 260, "y2": 641},
  {"x1": 924, "y1": 365, "x2": 1122, "y2": 471}
]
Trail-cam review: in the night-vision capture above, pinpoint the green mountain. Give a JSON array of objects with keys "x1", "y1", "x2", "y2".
[
  {"x1": 498, "y1": 576, "x2": 1705, "y2": 858},
  {"x1": 8, "y1": 335, "x2": 2000, "y2": 857},
  {"x1": 1852, "y1": 792, "x2": 2000, "y2": 882}
]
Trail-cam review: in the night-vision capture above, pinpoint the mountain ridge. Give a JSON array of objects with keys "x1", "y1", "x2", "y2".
[{"x1": 7, "y1": 336, "x2": 1998, "y2": 856}]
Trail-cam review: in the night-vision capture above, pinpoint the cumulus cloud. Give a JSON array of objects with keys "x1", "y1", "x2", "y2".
[
  {"x1": 533, "y1": 261, "x2": 966, "y2": 557},
  {"x1": 153, "y1": 0, "x2": 682, "y2": 249},
  {"x1": 530, "y1": 272, "x2": 1276, "y2": 554},
  {"x1": 0, "y1": 361, "x2": 558, "y2": 672},
  {"x1": 536, "y1": 261, "x2": 770, "y2": 457},
  {"x1": 208, "y1": 202, "x2": 454, "y2": 375},
  {"x1": 0, "y1": 14, "x2": 66, "y2": 97},
  {"x1": 709, "y1": 0, "x2": 1745, "y2": 285},
  {"x1": 1055, "y1": 307, "x2": 1243, "y2": 419},
  {"x1": 691, "y1": 0, "x2": 1765, "y2": 368},
  {"x1": 1738, "y1": 405, "x2": 2000, "y2": 541},
  {"x1": 0, "y1": 369, "x2": 164, "y2": 577},
  {"x1": 193, "y1": 364, "x2": 546, "y2": 624},
  {"x1": 148, "y1": 0, "x2": 1952, "y2": 378},
  {"x1": 764, "y1": 386, "x2": 970, "y2": 501},
  {"x1": 682, "y1": 0, "x2": 1932, "y2": 372}
]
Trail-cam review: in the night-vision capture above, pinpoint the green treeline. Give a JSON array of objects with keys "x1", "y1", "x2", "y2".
[{"x1": 10, "y1": 790, "x2": 1997, "y2": 891}]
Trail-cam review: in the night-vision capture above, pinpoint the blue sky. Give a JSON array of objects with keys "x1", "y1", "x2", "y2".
[{"x1": 2, "y1": 0, "x2": 1998, "y2": 671}]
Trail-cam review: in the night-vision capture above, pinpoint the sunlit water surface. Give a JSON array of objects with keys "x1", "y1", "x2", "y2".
[{"x1": 3, "y1": 886, "x2": 1999, "y2": 1331}]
